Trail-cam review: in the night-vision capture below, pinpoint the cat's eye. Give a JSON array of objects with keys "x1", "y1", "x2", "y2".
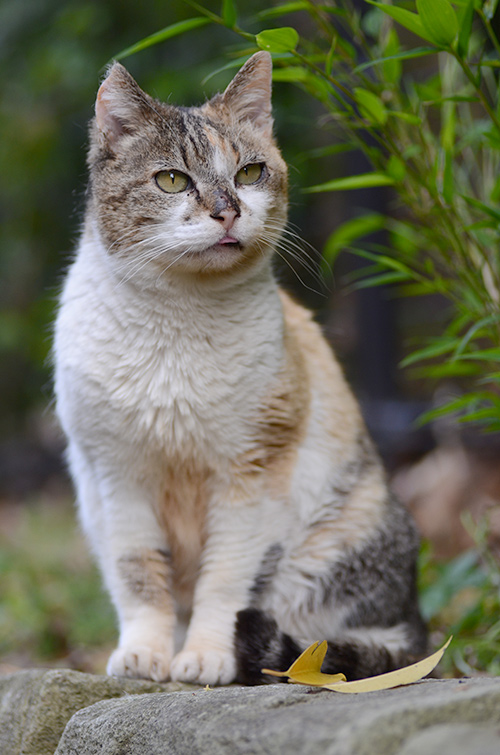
[
  {"x1": 156, "y1": 170, "x2": 190, "y2": 194},
  {"x1": 236, "y1": 163, "x2": 264, "y2": 186}
]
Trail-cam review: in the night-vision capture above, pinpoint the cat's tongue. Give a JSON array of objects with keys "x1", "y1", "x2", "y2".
[{"x1": 218, "y1": 235, "x2": 239, "y2": 245}]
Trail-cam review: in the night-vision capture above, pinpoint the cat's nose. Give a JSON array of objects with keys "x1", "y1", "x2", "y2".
[
  {"x1": 210, "y1": 190, "x2": 240, "y2": 230},
  {"x1": 212, "y1": 207, "x2": 238, "y2": 231}
]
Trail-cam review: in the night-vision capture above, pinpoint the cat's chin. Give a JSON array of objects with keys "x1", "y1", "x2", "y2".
[{"x1": 171, "y1": 242, "x2": 269, "y2": 278}]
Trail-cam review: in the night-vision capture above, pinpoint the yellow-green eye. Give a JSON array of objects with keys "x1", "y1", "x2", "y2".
[
  {"x1": 156, "y1": 170, "x2": 190, "y2": 194},
  {"x1": 236, "y1": 163, "x2": 264, "y2": 186}
]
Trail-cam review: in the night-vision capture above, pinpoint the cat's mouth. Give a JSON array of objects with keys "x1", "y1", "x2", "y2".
[{"x1": 217, "y1": 235, "x2": 240, "y2": 247}]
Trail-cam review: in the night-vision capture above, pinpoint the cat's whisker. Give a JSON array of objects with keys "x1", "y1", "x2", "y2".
[{"x1": 259, "y1": 230, "x2": 328, "y2": 294}]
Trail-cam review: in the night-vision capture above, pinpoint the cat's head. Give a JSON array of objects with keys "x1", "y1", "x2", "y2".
[{"x1": 87, "y1": 52, "x2": 287, "y2": 283}]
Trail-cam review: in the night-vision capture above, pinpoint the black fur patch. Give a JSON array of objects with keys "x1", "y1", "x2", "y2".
[
  {"x1": 249, "y1": 543, "x2": 284, "y2": 604},
  {"x1": 234, "y1": 608, "x2": 300, "y2": 685}
]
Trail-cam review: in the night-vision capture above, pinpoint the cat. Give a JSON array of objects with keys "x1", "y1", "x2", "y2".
[{"x1": 53, "y1": 51, "x2": 427, "y2": 686}]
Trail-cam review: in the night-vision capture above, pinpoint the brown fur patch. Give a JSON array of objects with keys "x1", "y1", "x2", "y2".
[
  {"x1": 118, "y1": 548, "x2": 173, "y2": 609},
  {"x1": 235, "y1": 308, "x2": 309, "y2": 495},
  {"x1": 158, "y1": 466, "x2": 210, "y2": 609}
]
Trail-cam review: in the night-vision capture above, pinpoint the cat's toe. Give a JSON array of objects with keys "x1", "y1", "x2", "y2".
[
  {"x1": 170, "y1": 649, "x2": 236, "y2": 685},
  {"x1": 107, "y1": 645, "x2": 171, "y2": 682}
]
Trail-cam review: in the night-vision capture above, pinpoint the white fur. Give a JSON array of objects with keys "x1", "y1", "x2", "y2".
[{"x1": 55, "y1": 222, "x2": 298, "y2": 683}]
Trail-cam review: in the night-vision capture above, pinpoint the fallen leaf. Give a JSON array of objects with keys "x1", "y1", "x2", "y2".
[
  {"x1": 262, "y1": 636, "x2": 452, "y2": 692},
  {"x1": 262, "y1": 639, "x2": 346, "y2": 684}
]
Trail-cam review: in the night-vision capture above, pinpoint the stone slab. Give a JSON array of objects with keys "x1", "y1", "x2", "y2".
[
  {"x1": 54, "y1": 677, "x2": 500, "y2": 755},
  {"x1": 0, "y1": 669, "x2": 192, "y2": 755}
]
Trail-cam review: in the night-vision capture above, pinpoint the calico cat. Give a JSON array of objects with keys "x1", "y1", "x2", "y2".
[{"x1": 54, "y1": 52, "x2": 427, "y2": 686}]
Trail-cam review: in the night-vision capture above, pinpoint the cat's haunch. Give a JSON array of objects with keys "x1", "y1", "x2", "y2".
[{"x1": 54, "y1": 52, "x2": 427, "y2": 686}]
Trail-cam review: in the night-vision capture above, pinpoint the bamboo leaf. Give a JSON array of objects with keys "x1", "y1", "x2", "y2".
[
  {"x1": 454, "y1": 314, "x2": 500, "y2": 357},
  {"x1": 272, "y1": 66, "x2": 309, "y2": 82},
  {"x1": 256, "y1": 27, "x2": 299, "y2": 53},
  {"x1": 354, "y1": 271, "x2": 411, "y2": 288},
  {"x1": 354, "y1": 88, "x2": 388, "y2": 125},
  {"x1": 114, "y1": 18, "x2": 211, "y2": 60},
  {"x1": 258, "y1": 2, "x2": 311, "y2": 19},
  {"x1": 364, "y1": 1, "x2": 436, "y2": 44},
  {"x1": 323, "y1": 213, "x2": 386, "y2": 265},
  {"x1": 400, "y1": 339, "x2": 459, "y2": 367},
  {"x1": 416, "y1": 0, "x2": 458, "y2": 47},
  {"x1": 457, "y1": 0, "x2": 475, "y2": 58},
  {"x1": 304, "y1": 173, "x2": 395, "y2": 193},
  {"x1": 353, "y1": 46, "x2": 436, "y2": 74},
  {"x1": 222, "y1": 0, "x2": 237, "y2": 27}
]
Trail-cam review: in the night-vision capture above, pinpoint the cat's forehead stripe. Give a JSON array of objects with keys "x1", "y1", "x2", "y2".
[{"x1": 176, "y1": 108, "x2": 242, "y2": 174}]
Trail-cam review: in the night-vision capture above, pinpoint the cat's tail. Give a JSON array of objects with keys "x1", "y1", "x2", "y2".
[{"x1": 234, "y1": 608, "x2": 424, "y2": 685}]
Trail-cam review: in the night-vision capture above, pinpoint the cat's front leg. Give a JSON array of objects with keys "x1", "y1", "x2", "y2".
[
  {"x1": 170, "y1": 491, "x2": 282, "y2": 686},
  {"x1": 71, "y1": 446, "x2": 176, "y2": 682}
]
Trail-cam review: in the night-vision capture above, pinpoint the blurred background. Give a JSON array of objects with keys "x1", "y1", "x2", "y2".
[{"x1": 1, "y1": 0, "x2": 500, "y2": 677}]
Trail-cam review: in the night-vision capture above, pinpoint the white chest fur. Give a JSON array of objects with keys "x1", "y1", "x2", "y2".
[{"x1": 54, "y1": 232, "x2": 285, "y2": 468}]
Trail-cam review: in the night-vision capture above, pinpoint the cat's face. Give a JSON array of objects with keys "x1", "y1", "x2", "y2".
[{"x1": 87, "y1": 53, "x2": 287, "y2": 283}]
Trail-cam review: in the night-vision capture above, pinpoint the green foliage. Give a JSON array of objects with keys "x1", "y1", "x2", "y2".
[
  {"x1": 0, "y1": 500, "x2": 115, "y2": 666},
  {"x1": 419, "y1": 517, "x2": 500, "y2": 675},
  {"x1": 117, "y1": 0, "x2": 500, "y2": 433}
]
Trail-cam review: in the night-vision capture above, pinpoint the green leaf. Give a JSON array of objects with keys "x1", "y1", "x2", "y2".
[
  {"x1": 442, "y1": 149, "x2": 454, "y2": 204},
  {"x1": 382, "y1": 28, "x2": 402, "y2": 85},
  {"x1": 323, "y1": 213, "x2": 386, "y2": 265},
  {"x1": 114, "y1": 17, "x2": 211, "y2": 60},
  {"x1": 416, "y1": 0, "x2": 458, "y2": 47},
  {"x1": 462, "y1": 196, "x2": 500, "y2": 222},
  {"x1": 354, "y1": 271, "x2": 411, "y2": 289},
  {"x1": 364, "y1": 1, "x2": 436, "y2": 44},
  {"x1": 353, "y1": 46, "x2": 436, "y2": 74},
  {"x1": 304, "y1": 173, "x2": 395, "y2": 193},
  {"x1": 388, "y1": 110, "x2": 422, "y2": 125},
  {"x1": 400, "y1": 339, "x2": 458, "y2": 367},
  {"x1": 256, "y1": 27, "x2": 299, "y2": 53},
  {"x1": 454, "y1": 314, "x2": 500, "y2": 357},
  {"x1": 258, "y1": 2, "x2": 310, "y2": 19},
  {"x1": 354, "y1": 88, "x2": 388, "y2": 125},
  {"x1": 457, "y1": 0, "x2": 474, "y2": 58},
  {"x1": 222, "y1": 0, "x2": 237, "y2": 26},
  {"x1": 272, "y1": 66, "x2": 309, "y2": 82},
  {"x1": 387, "y1": 154, "x2": 406, "y2": 181}
]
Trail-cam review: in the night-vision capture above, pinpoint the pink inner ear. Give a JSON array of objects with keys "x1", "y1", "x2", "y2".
[
  {"x1": 95, "y1": 81, "x2": 127, "y2": 141},
  {"x1": 223, "y1": 52, "x2": 274, "y2": 138}
]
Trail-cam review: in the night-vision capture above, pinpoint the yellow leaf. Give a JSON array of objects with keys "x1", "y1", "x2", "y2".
[
  {"x1": 262, "y1": 639, "x2": 327, "y2": 678},
  {"x1": 262, "y1": 636, "x2": 452, "y2": 693},
  {"x1": 305, "y1": 637, "x2": 452, "y2": 693},
  {"x1": 288, "y1": 670, "x2": 347, "y2": 685}
]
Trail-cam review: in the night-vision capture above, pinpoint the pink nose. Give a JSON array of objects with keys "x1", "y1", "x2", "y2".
[{"x1": 213, "y1": 207, "x2": 238, "y2": 231}]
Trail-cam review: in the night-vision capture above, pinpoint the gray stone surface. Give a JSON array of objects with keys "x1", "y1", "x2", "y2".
[
  {"x1": 2, "y1": 669, "x2": 500, "y2": 755},
  {"x1": 53, "y1": 677, "x2": 500, "y2": 755},
  {"x1": 399, "y1": 723, "x2": 500, "y2": 755},
  {"x1": 0, "y1": 668, "x2": 192, "y2": 755}
]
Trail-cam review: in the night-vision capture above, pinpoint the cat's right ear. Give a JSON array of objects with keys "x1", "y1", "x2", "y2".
[
  {"x1": 95, "y1": 63, "x2": 150, "y2": 145},
  {"x1": 222, "y1": 51, "x2": 273, "y2": 138}
]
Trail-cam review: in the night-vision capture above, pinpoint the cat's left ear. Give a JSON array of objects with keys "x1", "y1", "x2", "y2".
[{"x1": 222, "y1": 52, "x2": 273, "y2": 138}]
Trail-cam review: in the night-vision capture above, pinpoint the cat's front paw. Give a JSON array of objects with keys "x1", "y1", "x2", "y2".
[
  {"x1": 170, "y1": 648, "x2": 236, "y2": 685},
  {"x1": 107, "y1": 644, "x2": 172, "y2": 683}
]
